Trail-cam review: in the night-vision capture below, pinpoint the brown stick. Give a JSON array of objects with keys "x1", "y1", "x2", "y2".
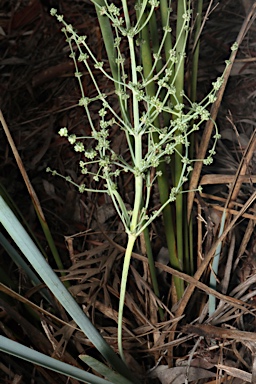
[
  {"x1": 0, "y1": 109, "x2": 45, "y2": 220},
  {"x1": 183, "y1": 323, "x2": 256, "y2": 343},
  {"x1": 187, "y1": 3, "x2": 256, "y2": 221},
  {"x1": 176, "y1": 189, "x2": 256, "y2": 318}
]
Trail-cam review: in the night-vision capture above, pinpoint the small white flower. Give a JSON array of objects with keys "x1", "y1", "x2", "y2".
[
  {"x1": 68, "y1": 134, "x2": 76, "y2": 144},
  {"x1": 74, "y1": 142, "x2": 84, "y2": 152},
  {"x1": 58, "y1": 127, "x2": 68, "y2": 137}
]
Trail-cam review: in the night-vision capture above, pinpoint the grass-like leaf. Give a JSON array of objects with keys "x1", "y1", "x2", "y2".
[
  {"x1": 0, "y1": 196, "x2": 140, "y2": 384},
  {"x1": 0, "y1": 232, "x2": 52, "y2": 304},
  {"x1": 79, "y1": 355, "x2": 134, "y2": 384},
  {"x1": 0, "y1": 336, "x2": 110, "y2": 384}
]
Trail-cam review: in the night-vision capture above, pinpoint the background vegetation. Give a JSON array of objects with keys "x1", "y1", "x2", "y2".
[{"x1": 1, "y1": 0, "x2": 256, "y2": 383}]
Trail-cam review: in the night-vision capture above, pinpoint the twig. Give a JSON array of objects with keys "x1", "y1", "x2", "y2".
[
  {"x1": 187, "y1": 3, "x2": 256, "y2": 221},
  {"x1": 176, "y1": 189, "x2": 256, "y2": 318}
]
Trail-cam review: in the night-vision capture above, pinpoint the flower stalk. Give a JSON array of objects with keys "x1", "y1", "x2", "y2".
[{"x1": 49, "y1": 1, "x2": 227, "y2": 362}]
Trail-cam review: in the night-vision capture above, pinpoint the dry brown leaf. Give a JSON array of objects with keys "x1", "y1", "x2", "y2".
[
  {"x1": 183, "y1": 323, "x2": 256, "y2": 343},
  {"x1": 217, "y1": 364, "x2": 251, "y2": 382},
  {"x1": 149, "y1": 365, "x2": 215, "y2": 384}
]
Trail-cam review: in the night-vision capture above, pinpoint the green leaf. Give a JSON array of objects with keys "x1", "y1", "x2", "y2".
[
  {"x1": 80, "y1": 355, "x2": 134, "y2": 384},
  {"x1": 0, "y1": 196, "x2": 140, "y2": 384},
  {"x1": 0, "y1": 232, "x2": 52, "y2": 304},
  {"x1": 0, "y1": 336, "x2": 110, "y2": 384}
]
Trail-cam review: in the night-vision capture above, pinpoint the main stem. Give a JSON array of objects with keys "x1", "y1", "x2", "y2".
[
  {"x1": 173, "y1": 0, "x2": 187, "y2": 298},
  {"x1": 118, "y1": 150, "x2": 143, "y2": 363},
  {"x1": 117, "y1": 4, "x2": 144, "y2": 359},
  {"x1": 118, "y1": 233, "x2": 137, "y2": 362}
]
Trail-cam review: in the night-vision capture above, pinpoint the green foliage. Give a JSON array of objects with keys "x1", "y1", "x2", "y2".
[
  {"x1": 0, "y1": 196, "x2": 140, "y2": 384},
  {"x1": 0, "y1": 1, "x2": 235, "y2": 381},
  {"x1": 0, "y1": 336, "x2": 115, "y2": 384},
  {"x1": 49, "y1": 1, "x2": 228, "y2": 360},
  {"x1": 49, "y1": 5, "x2": 224, "y2": 236}
]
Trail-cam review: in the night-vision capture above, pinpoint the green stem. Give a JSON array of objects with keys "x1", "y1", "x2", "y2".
[
  {"x1": 141, "y1": 4, "x2": 184, "y2": 299},
  {"x1": 118, "y1": 233, "x2": 137, "y2": 362},
  {"x1": 160, "y1": 0, "x2": 173, "y2": 60},
  {"x1": 117, "y1": 138, "x2": 143, "y2": 362},
  {"x1": 93, "y1": 0, "x2": 118, "y2": 81},
  {"x1": 191, "y1": 0, "x2": 203, "y2": 103},
  {"x1": 143, "y1": 225, "x2": 164, "y2": 321},
  {"x1": 93, "y1": 0, "x2": 130, "y2": 129},
  {"x1": 171, "y1": 0, "x2": 190, "y2": 295},
  {"x1": 187, "y1": 0, "x2": 203, "y2": 274},
  {"x1": 117, "y1": 1, "x2": 144, "y2": 362}
]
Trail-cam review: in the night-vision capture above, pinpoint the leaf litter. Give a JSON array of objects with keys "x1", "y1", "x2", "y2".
[{"x1": 1, "y1": 0, "x2": 256, "y2": 383}]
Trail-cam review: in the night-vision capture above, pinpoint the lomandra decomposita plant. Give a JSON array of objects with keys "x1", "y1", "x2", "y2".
[{"x1": 48, "y1": 2, "x2": 232, "y2": 362}]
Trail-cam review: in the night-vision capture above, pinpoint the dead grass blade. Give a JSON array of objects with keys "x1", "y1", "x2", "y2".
[
  {"x1": 226, "y1": 128, "x2": 256, "y2": 210},
  {"x1": 0, "y1": 110, "x2": 45, "y2": 221},
  {"x1": 200, "y1": 174, "x2": 256, "y2": 185},
  {"x1": 233, "y1": 201, "x2": 256, "y2": 270},
  {"x1": 216, "y1": 364, "x2": 251, "y2": 383},
  {"x1": 176, "y1": 189, "x2": 256, "y2": 319},
  {"x1": 0, "y1": 283, "x2": 78, "y2": 330},
  {"x1": 187, "y1": 3, "x2": 256, "y2": 220},
  {"x1": 183, "y1": 323, "x2": 256, "y2": 343},
  {"x1": 149, "y1": 365, "x2": 215, "y2": 384},
  {"x1": 0, "y1": 109, "x2": 65, "y2": 274},
  {"x1": 104, "y1": 233, "x2": 256, "y2": 315}
]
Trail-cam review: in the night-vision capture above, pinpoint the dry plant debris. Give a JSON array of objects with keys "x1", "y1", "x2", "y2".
[{"x1": 1, "y1": 0, "x2": 256, "y2": 383}]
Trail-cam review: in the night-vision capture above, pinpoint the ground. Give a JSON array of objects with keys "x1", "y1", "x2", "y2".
[{"x1": 1, "y1": 1, "x2": 256, "y2": 383}]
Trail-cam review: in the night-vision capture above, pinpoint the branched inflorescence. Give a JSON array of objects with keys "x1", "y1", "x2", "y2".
[
  {"x1": 47, "y1": 1, "x2": 234, "y2": 363},
  {"x1": 48, "y1": 4, "x2": 228, "y2": 236}
]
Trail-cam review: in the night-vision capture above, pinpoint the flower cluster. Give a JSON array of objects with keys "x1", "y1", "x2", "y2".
[{"x1": 49, "y1": 4, "x2": 227, "y2": 234}]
